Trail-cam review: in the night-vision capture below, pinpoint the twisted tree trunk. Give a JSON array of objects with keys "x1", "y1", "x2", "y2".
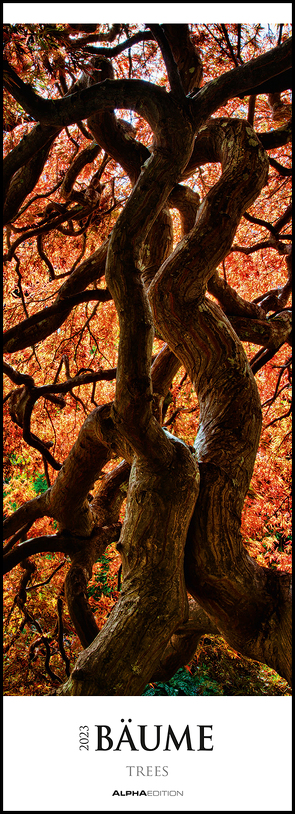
[
  {"x1": 56, "y1": 116, "x2": 291, "y2": 695},
  {"x1": 149, "y1": 119, "x2": 291, "y2": 685}
]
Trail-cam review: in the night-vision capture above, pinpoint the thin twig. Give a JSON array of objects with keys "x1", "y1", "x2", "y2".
[{"x1": 26, "y1": 559, "x2": 67, "y2": 591}]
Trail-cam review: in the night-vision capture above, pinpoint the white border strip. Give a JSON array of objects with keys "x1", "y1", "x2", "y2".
[{"x1": 3, "y1": 4, "x2": 293, "y2": 24}]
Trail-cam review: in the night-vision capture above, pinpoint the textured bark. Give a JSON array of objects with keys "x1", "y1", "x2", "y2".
[
  {"x1": 63, "y1": 462, "x2": 129, "y2": 648},
  {"x1": 59, "y1": 441, "x2": 199, "y2": 695},
  {"x1": 228, "y1": 311, "x2": 292, "y2": 348},
  {"x1": 149, "y1": 118, "x2": 292, "y2": 685},
  {"x1": 162, "y1": 24, "x2": 203, "y2": 92},
  {"x1": 168, "y1": 184, "x2": 200, "y2": 237},
  {"x1": 151, "y1": 596, "x2": 218, "y2": 682},
  {"x1": 184, "y1": 466, "x2": 292, "y2": 684},
  {"x1": 48, "y1": 411, "x2": 111, "y2": 535},
  {"x1": 64, "y1": 523, "x2": 121, "y2": 649},
  {"x1": 57, "y1": 92, "x2": 198, "y2": 694}
]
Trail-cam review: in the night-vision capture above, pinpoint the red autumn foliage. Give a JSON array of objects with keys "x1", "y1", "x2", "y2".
[{"x1": 3, "y1": 23, "x2": 292, "y2": 695}]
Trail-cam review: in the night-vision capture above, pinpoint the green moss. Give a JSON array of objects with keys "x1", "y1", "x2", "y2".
[{"x1": 143, "y1": 635, "x2": 291, "y2": 696}]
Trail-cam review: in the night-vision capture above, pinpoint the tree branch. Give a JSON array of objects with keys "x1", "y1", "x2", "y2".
[
  {"x1": 151, "y1": 596, "x2": 219, "y2": 681},
  {"x1": 146, "y1": 24, "x2": 186, "y2": 101},
  {"x1": 229, "y1": 311, "x2": 292, "y2": 350},
  {"x1": 208, "y1": 272, "x2": 264, "y2": 319},
  {"x1": 258, "y1": 119, "x2": 292, "y2": 150},
  {"x1": 3, "y1": 122, "x2": 60, "y2": 196},
  {"x1": 189, "y1": 38, "x2": 292, "y2": 125},
  {"x1": 268, "y1": 156, "x2": 292, "y2": 176},
  {"x1": 3, "y1": 492, "x2": 51, "y2": 540},
  {"x1": 4, "y1": 137, "x2": 56, "y2": 225},
  {"x1": 3, "y1": 534, "x2": 72, "y2": 574},
  {"x1": 4, "y1": 39, "x2": 291, "y2": 135},
  {"x1": 3, "y1": 284, "x2": 111, "y2": 353},
  {"x1": 3, "y1": 361, "x2": 34, "y2": 387},
  {"x1": 82, "y1": 30, "x2": 153, "y2": 57}
]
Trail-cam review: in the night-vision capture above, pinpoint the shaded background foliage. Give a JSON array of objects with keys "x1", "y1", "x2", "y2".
[{"x1": 3, "y1": 22, "x2": 291, "y2": 695}]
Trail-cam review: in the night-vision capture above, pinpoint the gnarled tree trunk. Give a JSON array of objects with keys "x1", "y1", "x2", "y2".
[{"x1": 57, "y1": 115, "x2": 291, "y2": 694}]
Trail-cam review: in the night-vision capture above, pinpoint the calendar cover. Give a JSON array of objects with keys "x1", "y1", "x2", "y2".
[{"x1": 3, "y1": 3, "x2": 292, "y2": 811}]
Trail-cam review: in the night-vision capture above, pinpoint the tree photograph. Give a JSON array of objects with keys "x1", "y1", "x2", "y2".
[{"x1": 3, "y1": 22, "x2": 292, "y2": 697}]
